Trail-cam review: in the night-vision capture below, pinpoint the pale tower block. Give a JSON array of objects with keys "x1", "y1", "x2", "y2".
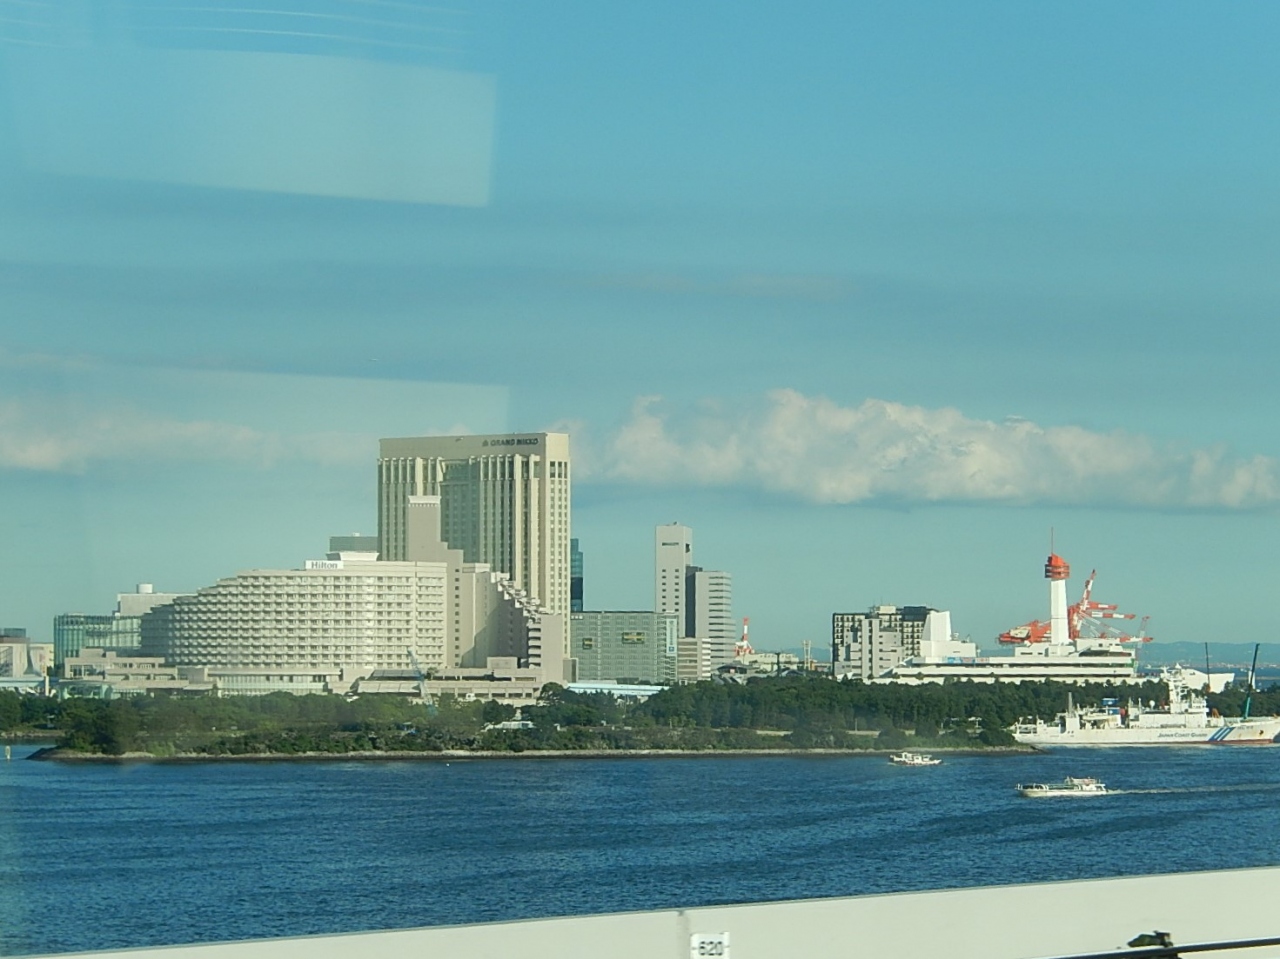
[
  {"x1": 655, "y1": 523, "x2": 693, "y2": 629},
  {"x1": 378, "y1": 432, "x2": 572, "y2": 631}
]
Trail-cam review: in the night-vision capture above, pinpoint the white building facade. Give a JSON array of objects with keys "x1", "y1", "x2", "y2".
[
  {"x1": 140, "y1": 558, "x2": 452, "y2": 684},
  {"x1": 140, "y1": 496, "x2": 567, "y2": 696}
]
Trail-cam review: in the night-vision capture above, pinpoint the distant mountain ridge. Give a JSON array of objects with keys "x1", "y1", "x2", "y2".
[{"x1": 1136, "y1": 642, "x2": 1280, "y2": 667}]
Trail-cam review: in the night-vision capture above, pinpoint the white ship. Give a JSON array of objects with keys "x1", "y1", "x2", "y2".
[
  {"x1": 1017, "y1": 776, "x2": 1108, "y2": 798},
  {"x1": 1013, "y1": 665, "x2": 1280, "y2": 746},
  {"x1": 889, "y1": 751, "x2": 941, "y2": 766}
]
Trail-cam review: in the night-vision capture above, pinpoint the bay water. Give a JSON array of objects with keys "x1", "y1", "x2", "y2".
[{"x1": 3, "y1": 745, "x2": 1280, "y2": 956}]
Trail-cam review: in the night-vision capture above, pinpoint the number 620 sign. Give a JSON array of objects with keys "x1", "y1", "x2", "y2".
[{"x1": 690, "y1": 932, "x2": 730, "y2": 959}]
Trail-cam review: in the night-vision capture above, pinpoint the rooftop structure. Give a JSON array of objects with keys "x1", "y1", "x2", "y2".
[
  {"x1": 352, "y1": 657, "x2": 543, "y2": 702},
  {"x1": 328, "y1": 534, "x2": 379, "y2": 555}
]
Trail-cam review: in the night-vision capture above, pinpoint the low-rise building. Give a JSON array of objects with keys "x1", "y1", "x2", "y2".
[
  {"x1": 565, "y1": 681, "x2": 666, "y2": 700},
  {"x1": 0, "y1": 629, "x2": 52, "y2": 694},
  {"x1": 676, "y1": 636, "x2": 712, "y2": 684},
  {"x1": 570, "y1": 611, "x2": 678, "y2": 685},
  {"x1": 353, "y1": 657, "x2": 543, "y2": 702},
  {"x1": 54, "y1": 584, "x2": 186, "y2": 665},
  {"x1": 61, "y1": 649, "x2": 354, "y2": 698},
  {"x1": 60, "y1": 649, "x2": 216, "y2": 697},
  {"x1": 833, "y1": 605, "x2": 936, "y2": 681}
]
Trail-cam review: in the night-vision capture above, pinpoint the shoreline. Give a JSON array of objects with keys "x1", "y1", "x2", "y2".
[{"x1": 28, "y1": 745, "x2": 1036, "y2": 763}]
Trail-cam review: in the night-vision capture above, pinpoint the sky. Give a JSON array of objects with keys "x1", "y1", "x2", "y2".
[{"x1": 2, "y1": 1, "x2": 1280, "y2": 655}]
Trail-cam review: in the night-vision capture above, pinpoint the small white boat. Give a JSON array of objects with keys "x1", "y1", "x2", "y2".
[
  {"x1": 889, "y1": 751, "x2": 942, "y2": 766},
  {"x1": 1017, "y1": 776, "x2": 1107, "y2": 798}
]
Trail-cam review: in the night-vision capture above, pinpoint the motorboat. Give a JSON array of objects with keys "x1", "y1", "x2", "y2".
[
  {"x1": 1017, "y1": 776, "x2": 1107, "y2": 798},
  {"x1": 889, "y1": 751, "x2": 942, "y2": 766}
]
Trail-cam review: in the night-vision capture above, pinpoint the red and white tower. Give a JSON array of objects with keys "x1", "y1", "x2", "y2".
[{"x1": 1044, "y1": 553, "x2": 1071, "y2": 645}]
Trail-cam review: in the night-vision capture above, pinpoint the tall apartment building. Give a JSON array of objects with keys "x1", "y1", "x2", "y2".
[
  {"x1": 378, "y1": 432, "x2": 571, "y2": 624},
  {"x1": 832, "y1": 605, "x2": 934, "y2": 681},
  {"x1": 654, "y1": 523, "x2": 734, "y2": 672}
]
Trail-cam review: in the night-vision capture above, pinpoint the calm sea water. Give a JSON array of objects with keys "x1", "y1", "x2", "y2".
[{"x1": 3, "y1": 745, "x2": 1280, "y2": 956}]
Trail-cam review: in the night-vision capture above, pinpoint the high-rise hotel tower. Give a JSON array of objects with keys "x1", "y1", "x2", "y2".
[{"x1": 378, "y1": 433, "x2": 572, "y2": 622}]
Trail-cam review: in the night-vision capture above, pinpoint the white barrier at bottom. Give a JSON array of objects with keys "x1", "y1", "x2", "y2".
[{"x1": 33, "y1": 866, "x2": 1280, "y2": 959}]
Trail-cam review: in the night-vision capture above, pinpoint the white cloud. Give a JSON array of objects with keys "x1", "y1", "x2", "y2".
[
  {"x1": 591, "y1": 391, "x2": 1280, "y2": 510},
  {"x1": 0, "y1": 400, "x2": 369, "y2": 473}
]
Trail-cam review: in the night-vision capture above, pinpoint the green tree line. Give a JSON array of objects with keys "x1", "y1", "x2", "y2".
[
  {"x1": 2, "y1": 674, "x2": 1192, "y2": 756},
  {"x1": 631, "y1": 676, "x2": 1169, "y2": 733}
]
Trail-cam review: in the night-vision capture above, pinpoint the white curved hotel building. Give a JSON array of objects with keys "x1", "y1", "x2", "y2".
[
  {"x1": 141, "y1": 558, "x2": 450, "y2": 679},
  {"x1": 140, "y1": 497, "x2": 566, "y2": 695}
]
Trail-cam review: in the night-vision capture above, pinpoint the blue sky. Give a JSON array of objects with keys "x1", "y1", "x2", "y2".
[{"x1": 2, "y1": 1, "x2": 1279, "y2": 653}]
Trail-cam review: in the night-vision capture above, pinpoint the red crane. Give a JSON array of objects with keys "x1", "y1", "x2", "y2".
[{"x1": 998, "y1": 567, "x2": 1152, "y2": 645}]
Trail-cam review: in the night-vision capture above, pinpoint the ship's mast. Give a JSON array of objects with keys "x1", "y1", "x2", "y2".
[{"x1": 1243, "y1": 643, "x2": 1260, "y2": 721}]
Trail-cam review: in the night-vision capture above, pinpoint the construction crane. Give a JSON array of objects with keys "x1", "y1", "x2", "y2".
[
  {"x1": 999, "y1": 558, "x2": 1151, "y2": 645},
  {"x1": 406, "y1": 647, "x2": 437, "y2": 714}
]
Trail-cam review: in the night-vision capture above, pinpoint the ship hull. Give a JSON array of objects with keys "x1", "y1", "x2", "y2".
[
  {"x1": 1016, "y1": 719, "x2": 1280, "y2": 747},
  {"x1": 1207, "y1": 720, "x2": 1280, "y2": 745},
  {"x1": 1014, "y1": 727, "x2": 1219, "y2": 747}
]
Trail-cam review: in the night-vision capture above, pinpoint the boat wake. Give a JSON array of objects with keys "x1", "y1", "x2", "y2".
[{"x1": 1107, "y1": 783, "x2": 1280, "y2": 796}]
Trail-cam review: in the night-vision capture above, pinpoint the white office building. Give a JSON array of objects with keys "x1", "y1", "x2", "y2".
[
  {"x1": 378, "y1": 432, "x2": 572, "y2": 625},
  {"x1": 689, "y1": 568, "x2": 734, "y2": 668},
  {"x1": 655, "y1": 523, "x2": 734, "y2": 670}
]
